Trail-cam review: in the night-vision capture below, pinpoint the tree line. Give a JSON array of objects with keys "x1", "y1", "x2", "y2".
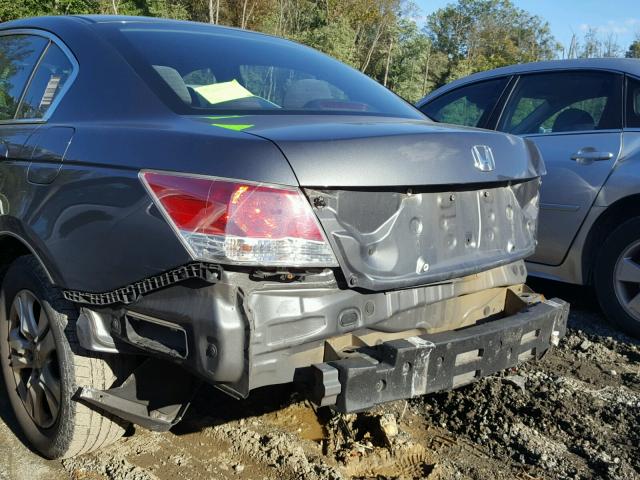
[{"x1": 1, "y1": 0, "x2": 639, "y2": 102}]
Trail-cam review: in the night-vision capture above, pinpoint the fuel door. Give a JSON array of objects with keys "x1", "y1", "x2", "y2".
[{"x1": 26, "y1": 126, "x2": 75, "y2": 184}]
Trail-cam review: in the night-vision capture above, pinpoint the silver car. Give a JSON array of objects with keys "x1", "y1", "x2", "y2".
[{"x1": 418, "y1": 59, "x2": 640, "y2": 337}]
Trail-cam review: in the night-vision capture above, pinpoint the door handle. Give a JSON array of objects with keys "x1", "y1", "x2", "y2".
[
  {"x1": 0, "y1": 140, "x2": 8, "y2": 159},
  {"x1": 570, "y1": 147, "x2": 614, "y2": 164}
]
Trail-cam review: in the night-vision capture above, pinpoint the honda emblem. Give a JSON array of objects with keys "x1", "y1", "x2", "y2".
[{"x1": 472, "y1": 145, "x2": 495, "y2": 172}]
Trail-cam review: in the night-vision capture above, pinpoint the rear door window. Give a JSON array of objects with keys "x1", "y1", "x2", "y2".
[
  {"x1": 419, "y1": 77, "x2": 509, "y2": 127},
  {"x1": 16, "y1": 43, "x2": 73, "y2": 119},
  {"x1": 0, "y1": 34, "x2": 49, "y2": 120},
  {"x1": 499, "y1": 71, "x2": 623, "y2": 135},
  {"x1": 626, "y1": 77, "x2": 640, "y2": 128}
]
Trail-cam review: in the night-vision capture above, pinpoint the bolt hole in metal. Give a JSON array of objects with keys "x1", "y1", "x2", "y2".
[
  {"x1": 7, "y1": 290, "x2": 61, "y2": 429},
  {"x1": 614, "y1": 240, "x2": 640, "y2": 321}
]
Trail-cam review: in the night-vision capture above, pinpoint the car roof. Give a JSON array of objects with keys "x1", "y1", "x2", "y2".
[
  {"x1": 0, "y1": 14, "x2": 287, "y2": 44},
  {"x1": 418, "y1": 58, "x2": 640, "y2": 106}
]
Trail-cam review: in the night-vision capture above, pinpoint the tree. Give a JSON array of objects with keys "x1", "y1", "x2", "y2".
[
  {"x1": 425, "y1": 0, "x2": 560, "y2": 87},
  {"x1": 574, "y1": 27, "x2": 622, "y2": 58},
  {"x1": 602, "y1": 33, "x2": 621, "y2": 58},
  {"x1": 0, "y1": 0, "x2": 564, "y2": 101},
  {"x1": 580, "y1": 27, "x2": 601, "y2": 58},
  {"x1": 627, "y1": 36, "x2": 640, "y2": 58}
]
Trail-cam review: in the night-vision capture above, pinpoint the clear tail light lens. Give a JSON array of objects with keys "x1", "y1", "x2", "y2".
[{"x1": 140, "y1": 171, "x2": 338, "y2": 267}]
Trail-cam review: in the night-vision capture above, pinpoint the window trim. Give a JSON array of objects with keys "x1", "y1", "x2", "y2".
[
  {"x1": 624, "y1": 74, "x2": 640, "y2": 131},
  {"x1": 495, "y1": 69, "x2": 625, "y2": 137},
  {"x1": 0, "y1": 28, "x2": 79, "y2": 125},
  {"x1": 485, "y1": 75, "x2": 517, "y2": 130}
]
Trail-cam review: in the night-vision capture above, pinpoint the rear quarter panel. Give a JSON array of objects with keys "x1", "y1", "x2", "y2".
[{"x1": 7, "y1": 120, "x2": 299, "y2": 293}]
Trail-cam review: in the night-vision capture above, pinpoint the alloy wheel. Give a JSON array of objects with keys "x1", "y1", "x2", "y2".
[
  {"x1": 613, "y1": 240, "x2": 640, "y2": 323},
  {"x1": 7, "y1": 290, "x2": 61, "y2": 429}
]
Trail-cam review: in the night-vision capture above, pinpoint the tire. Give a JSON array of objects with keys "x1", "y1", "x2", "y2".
[
  {"x1": 0, "y1": 255, "x2": 129, "y2": 459},
  {"x1": 594, "y1": 217, "x2": 640, "y2": 338}
]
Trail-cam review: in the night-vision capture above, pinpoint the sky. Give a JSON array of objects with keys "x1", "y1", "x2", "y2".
[{"x1": 414, "y1": 0, "x2": 640, "y2": 53}]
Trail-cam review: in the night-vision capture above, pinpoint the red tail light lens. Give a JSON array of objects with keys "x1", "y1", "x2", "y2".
[{"x1": 140, "y1": 171, "x2": 337, "y2": 267}]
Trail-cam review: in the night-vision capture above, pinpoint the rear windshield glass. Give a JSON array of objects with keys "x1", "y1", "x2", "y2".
[{"x1": 100, "y1": 23, "x2": 422, "y2": 118}]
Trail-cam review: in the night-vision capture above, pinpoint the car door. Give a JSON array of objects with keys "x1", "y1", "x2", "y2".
[{"x1": 497, "y1": 70, "x2": 624, "y2": 266}]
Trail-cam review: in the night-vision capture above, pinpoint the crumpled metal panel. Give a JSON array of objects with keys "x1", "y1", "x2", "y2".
[{"x1": 306, "y1": 179, "x2": 540, "y2": 291}]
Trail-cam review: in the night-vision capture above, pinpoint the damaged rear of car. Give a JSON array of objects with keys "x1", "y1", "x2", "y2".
[
  {"x1": 0, "y1": 15, "x2": 567, "y2": 459},
  {"x1": 111, "y1": 122, "x2": 563, "y2": 415}
]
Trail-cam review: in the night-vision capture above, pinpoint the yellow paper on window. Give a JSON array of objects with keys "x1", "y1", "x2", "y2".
[{"x1": 194, "y1": 80, "x2": 254, "y2": 105}]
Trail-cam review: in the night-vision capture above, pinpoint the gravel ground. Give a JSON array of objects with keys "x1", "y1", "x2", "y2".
[{"x1": 1, "y1": 280, "x2": 639, "y2": 480}]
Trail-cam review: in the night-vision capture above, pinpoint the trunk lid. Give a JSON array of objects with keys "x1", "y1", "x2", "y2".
[
  {"x1": 190, "y1": 114, "x2": 544, "y2": 290},
  {"x1": 193, "y1": 115, "x2": 544, "y2": 187}
]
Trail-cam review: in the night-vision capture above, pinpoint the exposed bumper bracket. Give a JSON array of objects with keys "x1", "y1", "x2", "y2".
[{"x1": 76, "y1": 358, "x2": 200, "y2": 431}]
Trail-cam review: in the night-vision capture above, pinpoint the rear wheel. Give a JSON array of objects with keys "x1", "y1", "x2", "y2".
[
  {"x1": 0, "y1": 255, "x2": 129, "y2": 458},
  {"x1": 594, "y1": 217, "x2": 640, "y2": 338}
]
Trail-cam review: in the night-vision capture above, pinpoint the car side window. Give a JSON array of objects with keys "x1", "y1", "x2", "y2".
[
  {"x1": 0, "y1": 34, "x2": 49, "y2": 120},
  {"x1": 16, "y1": 43, "x2": 73, "y2": 119},
  {"x1": 420, "y1": 77, "x2": 509, "y2": 127},
  {"x1": 499, "y1": 71, "x2": 623, "y2": 135},
  {"x1": 627, "y1": 77, "x2": 640, "y2": 128}
]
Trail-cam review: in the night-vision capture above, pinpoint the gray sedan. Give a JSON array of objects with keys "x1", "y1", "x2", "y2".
[{"x1": 418, "y1": 58, "x2": 640, "y2": 337}]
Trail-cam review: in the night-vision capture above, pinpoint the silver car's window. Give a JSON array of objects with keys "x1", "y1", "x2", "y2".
[
  {"x1": 16, "y1": 43, "x2": 73, "y2": 119},
  {"x1": 420, "y1": 77, "x2": 508, "y2": 127},
  {"x1": 500, "y1": 71, "x2": 623, "y2": 135},
  {"x1": 627, "y1": 77, "x2": 640, "y2": 128},
  {"x1": 0, "y1": 34, "x2": 49, "y2": 120}
]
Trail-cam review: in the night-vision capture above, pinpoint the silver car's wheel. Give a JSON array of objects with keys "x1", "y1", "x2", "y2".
[
  {"x1": 595, "y1": 218, "x2": 640, "y2": 338},
  {"x1": 613, "y1": 240, "x2": 640, "y2": 321},
  {"x1": 8, "y1": 290, "x2": 61, "y2": 429}
]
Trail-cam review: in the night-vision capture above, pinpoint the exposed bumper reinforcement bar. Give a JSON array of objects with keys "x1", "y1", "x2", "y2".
[{"x1": 307, "y1": 298, "x2": 569, "y2": 412}]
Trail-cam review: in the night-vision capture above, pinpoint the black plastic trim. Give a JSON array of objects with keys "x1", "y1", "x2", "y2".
[{"x1": 63, "y1": 262, "x2": 221, "y2": 305}]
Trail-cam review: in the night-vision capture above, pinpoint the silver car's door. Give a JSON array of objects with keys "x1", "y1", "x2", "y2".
[{"x1": 497, "y1": 70, "x2": 624, "y2": 266}]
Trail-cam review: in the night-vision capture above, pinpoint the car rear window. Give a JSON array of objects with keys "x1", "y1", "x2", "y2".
[{"x1": 100, "y1": 23, "x2": 422, "y2": 119}]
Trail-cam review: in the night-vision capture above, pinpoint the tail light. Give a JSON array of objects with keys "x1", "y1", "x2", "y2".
[{"x1": 140, "y1": 171, "x2": 338, "y2": 267}]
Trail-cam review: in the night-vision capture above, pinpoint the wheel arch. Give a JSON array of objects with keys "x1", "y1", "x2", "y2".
[
  {"x1": 582, "y1": 193, "x2": 640, "y2": 285},
  {"x1": 0, "y1": 230, "x2": 58, "y2": 285}
]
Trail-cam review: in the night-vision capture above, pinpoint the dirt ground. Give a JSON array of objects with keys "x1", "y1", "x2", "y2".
[{"x1": 1, "y1": 279, "x2": 639, "y2": 480}]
